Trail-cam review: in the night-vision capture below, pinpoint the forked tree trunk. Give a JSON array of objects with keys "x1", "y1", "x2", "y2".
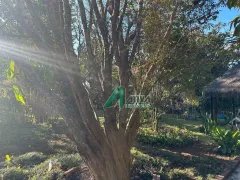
[
  {"x1": 73, "y1": 130, "x2": 132, "y2": 180},
  {"x1": 89, "y1": 146, "x2": 131, "y2": 180}
]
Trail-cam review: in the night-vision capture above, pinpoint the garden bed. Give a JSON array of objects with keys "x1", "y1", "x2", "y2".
[{"x1": 131, "y1": 116, "x2": 240, "y2": 180}]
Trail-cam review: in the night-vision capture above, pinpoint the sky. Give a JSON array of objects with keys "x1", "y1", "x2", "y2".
[{"x1": 216, "y1": 6, "x2": 240, "y2": 32}]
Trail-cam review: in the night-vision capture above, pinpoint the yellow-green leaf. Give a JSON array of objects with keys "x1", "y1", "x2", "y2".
[
  {"x1": 18, "y1": 164, "x2": 21, "y2": 171},
  {"x1": 7, "y1": 60, "x2": 15, "y2": 80},
  {"x1": 12, "y1": 85, "x2": 25, "y2": 105},
  {"x1": 5, "y1": 155, "x2": 11, "y2": 162}
]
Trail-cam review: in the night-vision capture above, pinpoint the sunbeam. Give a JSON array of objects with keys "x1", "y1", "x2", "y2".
[{"x1": 0, "y1": 39, "x2": 82, "y2": 76}]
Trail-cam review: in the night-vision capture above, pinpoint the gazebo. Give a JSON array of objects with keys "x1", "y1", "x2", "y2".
[{"x1": 205, "y1": 65, "x2": 240, "y2": 120}]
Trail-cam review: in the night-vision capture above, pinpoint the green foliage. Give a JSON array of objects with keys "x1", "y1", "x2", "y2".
[
  {"x1": 167, "y1": 168, "x2": 193, "y2": 180},
  {"x1": 29, "y1": 154, "x2": 82, "y2": 179},
  {"x1": 5, "y1": 155, "x2": 11, "y2": 163},
  {"x1": 137, "y1": 126, "x2": 195, "y2": 148},
  {"x1": 14, "y1": 152, "x2": 47, "y2": 168},
  {"x1": 227, "y1": 0, "x2": 240, "y2": 36},
  {"x1": 0, "y1": 153, "x2": 82, "y2": 180},
  {"x1": 6, "y1": 60, "x2": 15, "y2": 80},
  {"x1": 12, "y1": 85, "x2": 25, "y2": 105},
  {"x1": 131, "y1": 149, "x2": 161, "y2": 180},
  {"x1": 0, "y1": 167, "x2": 28, "y2": 180},
  {"x1": 131, "y1": 147, "x2": 223, "y2": 180},
  {"x1": 52, "y1": 154, "x2": 82, "y2": 170},
  {"x1": 4, "y1": 60, "x2": 26, "y2": 105},
  {"x1": 204, "y1": 119, "x2": 217, "y2": 135},
  {"x1": 211, "y1": 127, "x2": 240, "y2": 155},
  {"x1": 30, "y1": 161, "x2": 63, "y2": 180},
  {"x1": 227, "y1": 0, "x2": 240, "y2": 9}
]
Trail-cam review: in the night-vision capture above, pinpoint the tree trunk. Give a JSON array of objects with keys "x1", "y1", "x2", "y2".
[
  {"x1": 75, "y1": 133, "x2": 132, "y2": 180},
  {"x1": 89, "y1": 149, "x2": 131, "y2": 180}
]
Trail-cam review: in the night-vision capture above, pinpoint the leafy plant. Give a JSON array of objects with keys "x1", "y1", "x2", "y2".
[
  {"x1": 14, "y1": 152, "x2": 47, "y2": 168},
  {"x1": 0, "y1": 167, "x2": 28, "y2": 180},
  {"x1": 137, "y1": 126, "x2": 195, "y2": 148},
  {"x1": 4, "y1": 154, "x2": 21, "y2": 170},
  {"x1": 211, "y1": 126, "x2": 240, "y2": 155},
  {"x1": 52, "y1": 153, "x2": 82, "y2": 171},
  {"x1": 204, "y1": 118, "x2": 217, "y2": 135},
  {"x1": 199, "y1": 112, "x2": 217, "y2": 134}
]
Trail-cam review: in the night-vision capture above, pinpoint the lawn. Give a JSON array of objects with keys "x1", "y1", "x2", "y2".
[{"x1": 160, "y1": 114, "x2": 213, "y2": 143}]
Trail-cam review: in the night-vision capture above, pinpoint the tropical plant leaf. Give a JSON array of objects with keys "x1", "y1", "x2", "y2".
[{"x1": 233, "y1": 130, "x2": 239, "y2": 138}]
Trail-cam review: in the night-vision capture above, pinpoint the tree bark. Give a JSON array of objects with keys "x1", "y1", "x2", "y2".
[{"x1": 85, "y1": 140, "x2": 131, "y2": 180}]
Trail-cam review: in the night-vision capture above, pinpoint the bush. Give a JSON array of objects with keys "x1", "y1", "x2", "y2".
[
  {"x1": 167, "y1": 169, "x2": 193, "y2": 180},
  {"x1": 29, "y1": 154, "x2": 82, "y2": 180},
  {"x1": 14, "y1": 152, "x2": 47, "y2": 168},
  {"x1": 137, "y1": 126, "x2": 195, "y2": 148},
  {"x1": 52, "y1": 154, "x2": 82, "y2": 170},
  {"x1": 131, "y1": 149, "x2": 156, "y2": 180},
  {"x1": 30, "y1": 161, "x2": 64, "y2": 180},
  {"x1": 0, "y1": 167, "x2": 29, "y2": 180},
  {"x1": 211, "y1": 126, "x2": 240, "y2": 155}
]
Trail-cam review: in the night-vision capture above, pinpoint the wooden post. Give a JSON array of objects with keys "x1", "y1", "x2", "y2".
[
  {"x1": 211, "y1": 96, "x2": 217, "y2": 121},
  {"x1": 232, "y1": 96, "x2": 236, "y2": 117}
]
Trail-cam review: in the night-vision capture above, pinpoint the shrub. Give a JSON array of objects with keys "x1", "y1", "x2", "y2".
[
  {"x1": 211, "y1": 126, "x2": 240, "y2": 155},
  {"x1": 52, "y1": 154, "x2": 82, "y2": 170},
  {"x1": 130, "y1": 149, "x2": 156, "y2": 180},
  {"x1": 30, "y1": 161, "x2": 64, "y2": 180},
  {"x1": 14, "y1": 152, "x2": 47, "y2": 168},
  {"x1": 29, "y1": 154, "x2": 82, "y2": 180},
  {"x1": 0, "y1": 167, "x2": 29, "y2": 180},
  {"x1": 137, "y1": 126, "x2": 195, "y2": 148},
  {"x1": 167, "y1": 168, "x2": 193, "y2": 180}
]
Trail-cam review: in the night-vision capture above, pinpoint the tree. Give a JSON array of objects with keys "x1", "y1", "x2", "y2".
[
  {"x1": 141, "y1": 0, "x2": 236, "y2": 126},
  {"x1": 0, "y1": 0, "x2": 235, "y2": 179},
  {"x1": 0, "y1": 0, "x2": 152, "y2": 179}
]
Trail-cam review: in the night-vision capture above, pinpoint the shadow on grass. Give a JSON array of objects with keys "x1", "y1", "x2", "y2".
[
  {"x1": 0, "y1": 121, "x2": 54, "y2": 156},
  {"x1": 134, "y1": 144, "x2": 229, "y2": 179}
]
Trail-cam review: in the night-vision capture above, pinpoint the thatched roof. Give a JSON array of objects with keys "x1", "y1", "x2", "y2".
[{"x1": 205, "y1": 65, "x2": 240, "y2": 96}]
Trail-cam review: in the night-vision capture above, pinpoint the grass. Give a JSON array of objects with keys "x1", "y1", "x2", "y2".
[
  {"x1": 161, "y1": 115, "x2": 202, "y2": 129},
  {"x1": 160, "y1": 114, "x2": 213, "y2": 143},
  {"x1": 131, "y1": 146, "x2": 226, "y2": 180}
]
